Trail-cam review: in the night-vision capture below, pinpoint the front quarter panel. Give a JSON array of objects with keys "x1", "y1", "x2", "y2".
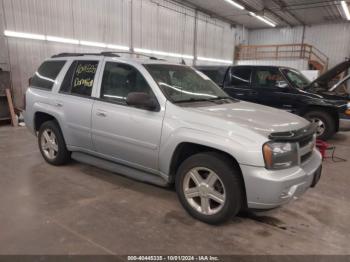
[{"x1": 158, "y1": 102, "x2": 267, "y2": 178}]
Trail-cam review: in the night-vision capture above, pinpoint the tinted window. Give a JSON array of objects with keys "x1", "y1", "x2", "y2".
[
  {"x1": 281, "y1": 68, "x2": 310, "y2": 89},
  {"x1": 71, "y1": 61, "x2": 98, "y2": 96},
  {"x1": 198, "y1": 68, "x2": 228, "y2": 86},
  {"x1": 59, "y1": 61, "x2": 98, "y2": 96},
  {"x1": 100, "y1": 62, "x2": 153, "y2": 104},
  {"x1": 60, "y1": 61, "x2": 77, "y2": 93},
  {"x1": 254, "y1": 68, "x2": 285, "y2": 88},
  {"x1": 230, "y1": 68, "x2": 252, "y2": 86},
  {"x1": 31, "y1": 61, "x2": 66, "y2": 90}
]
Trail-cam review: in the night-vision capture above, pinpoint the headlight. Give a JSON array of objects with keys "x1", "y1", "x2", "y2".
[
  {"x1": 263, "y1": 142, "x2": 298, "y2": 170},
  {"x1": 346, "y1": 102, "x2": 350, "y2": 115}
]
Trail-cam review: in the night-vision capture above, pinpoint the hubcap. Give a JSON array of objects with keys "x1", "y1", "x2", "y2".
[
  {"x1": 183, "y1": 167, "x2": 226, "y2": 215},
  {"x1": 40, "y1": 129, "x2": 58, "y2": 160},
  {"x1": 310, "y1": 118, "x2": 326, "y2": 136}
]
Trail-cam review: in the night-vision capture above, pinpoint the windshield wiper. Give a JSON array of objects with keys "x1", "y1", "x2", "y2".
[{"x1": 174, "y1": 96, "x2": 231, "y2": 103}]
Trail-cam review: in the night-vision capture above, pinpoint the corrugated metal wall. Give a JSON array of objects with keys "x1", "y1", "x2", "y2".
[
  {"x1": 0, "y1": 1, "x2": 9, "y2": 71},
  {"x1": 248, "y1": 23, "x2": 350, "y2": 69},
  {"x1": 303, "y1": 23, "x2": 350, "y2": 70},
  {"x1": 0, "y1": 0, "x2": 236, "y2": 108}
]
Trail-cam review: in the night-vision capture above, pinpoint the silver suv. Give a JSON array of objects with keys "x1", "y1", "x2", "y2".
[{"x1": 24, "y1": 52, "x2": 322, "y2": 224}]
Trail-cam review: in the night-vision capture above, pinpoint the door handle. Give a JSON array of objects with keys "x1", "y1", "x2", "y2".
[
  {"x1": 54, "y1": 102, "x2": 63, "y2": 107},
  {"x1": 96, "y1": 110, "x2": 107, "y2": 117},
  {"x1": 96, "y1": 112, "x2": 106, "y2": 117}
]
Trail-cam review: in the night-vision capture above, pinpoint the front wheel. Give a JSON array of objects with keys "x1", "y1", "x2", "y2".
[
  {"x1": 304, "y1": 110, "x2": 335, "y2": 140},
  {"x1": 175, "y1": 152, "x2": 243, "y2": 224}
]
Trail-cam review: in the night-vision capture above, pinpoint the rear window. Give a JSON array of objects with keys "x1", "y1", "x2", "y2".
[{"x1": 31, "y1": 60, "x2": 66, "y2": 90}]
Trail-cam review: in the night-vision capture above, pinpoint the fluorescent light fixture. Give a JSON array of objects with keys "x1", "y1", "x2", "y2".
[
  {"x1": 4, "y1": 30, "x2": 45, "y2": 40},
  {"x1": 134, "y1": 48, "x2": 194, "y2": 59},
  {"x1": 4, "y1": 30, "x2": 132, "y2": 52},
  {"x1": 106, "y1": 44, "x2": 130, "y2": 51},
  {"x1": 341, "y1": 1, "x2": 350, "y2": 20},
  {"x1": 197, "y1": 56, "x2": 233, "y2": 64},
  {"x1": 224, "y1": 0, "x2": 245, "y2": 10},
  {"x1": 80, "y1": 40, "x2": 107, "y2": 48},
  {"x1": 249, "y1": 12, "x2": 276, "y2": 27},
  {"x1": 46, "y1": 36, "x2": 79, "y2": 44}
]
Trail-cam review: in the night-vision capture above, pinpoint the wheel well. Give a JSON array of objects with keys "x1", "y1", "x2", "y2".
[
  {"x1": 169, "y1": 142, "x2": 247, "y2": 207},
  {"x1": 34, "y1": 112, "x2": 56, "y2": 132},
  {"x1": 301, "y1": 106, "x2": 339, "y2": 132}
]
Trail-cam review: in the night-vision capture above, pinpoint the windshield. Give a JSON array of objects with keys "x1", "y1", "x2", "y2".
[
  {"x1": 282, "y1": 68, "x2": 310, "y2": 90},
  {"x1": 144, "y1": 64, "x2": 230, "y2": 103}
]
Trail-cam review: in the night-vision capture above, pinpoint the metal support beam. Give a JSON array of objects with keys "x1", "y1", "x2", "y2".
[
  {"x1": 263, "y1": 7, "x2": 293, "y2": 26},
  {"x1": 235, "y1": 0, "x2": 290, "y2": 26},
  {"x1": 174, "y1": 0, "x2": 239, "y2": 26},
  {"x1": 271, "y1": 0, "x2": 306, "y2": 26},
  {"x1": 192, "y1": 9, "x2": 198, "y2": 66}
]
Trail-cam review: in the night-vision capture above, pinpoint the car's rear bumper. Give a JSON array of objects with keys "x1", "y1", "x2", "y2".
[
  {"x1": 241, "y1": 149, "x2": 322, "y2": 209},
  {"x1": 23, "y1": 110, "x2": 36, "y2": 135}
]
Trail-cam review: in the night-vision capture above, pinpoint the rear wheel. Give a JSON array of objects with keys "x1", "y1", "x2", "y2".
[
  {"x1": 175, "y1": 152, "x2": 243, "y2": 224},
  {"x1": 304, "y1": 110, "x2": 335, "y2": 140},
  {"x1": 38, "y1": 121, "x2": 70, "y2": 165}
]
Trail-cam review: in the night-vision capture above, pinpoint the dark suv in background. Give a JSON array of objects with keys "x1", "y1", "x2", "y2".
[{"x1": 196, "y1": 61, "x2": 350, "y2": 140}]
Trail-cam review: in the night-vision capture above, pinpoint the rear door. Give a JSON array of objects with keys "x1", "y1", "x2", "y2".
[
  {"x1": 223, "y1": 67, "x2": 256, "y2": 102},
  {"x1": 55, "y1": 59, "x2": 101, "y2": 151}
]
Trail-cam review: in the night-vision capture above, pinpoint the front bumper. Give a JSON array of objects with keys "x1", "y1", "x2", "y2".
[
  {"x1": 241, "y1": 149, "x2": 322, "y2": 209},
  {"x1": 339, "y1": 118, "x2": 350, "y2": 131}
]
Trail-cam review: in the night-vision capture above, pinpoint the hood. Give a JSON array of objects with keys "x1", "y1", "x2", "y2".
[
  {"x1": 186, "y1": 101, "x2": 310, "y2": 138},
  {"x1": 310, "y1": 59, "x2": 350, "y2": 87}
]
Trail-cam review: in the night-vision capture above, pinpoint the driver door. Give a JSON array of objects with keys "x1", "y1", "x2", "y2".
[
  {"x1": 91, "y1": 61, "x2": 165, "y2": 172},
  {"x1": 252, "y1": 67, "x2": 297, "y2": 112}
]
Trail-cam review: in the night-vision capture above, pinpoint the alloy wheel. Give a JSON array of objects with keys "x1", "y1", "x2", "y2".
[
  {"x1": 183, "y1": 167, "x2": 226, "y2": 215},
  {"x1": 40, "y1": 129, "x2": 58, "y2": 160}
]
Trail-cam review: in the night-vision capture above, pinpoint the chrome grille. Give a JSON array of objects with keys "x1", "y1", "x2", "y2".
[{"x1": 298, "y1": 134, "x2": 316, "y2": 164}]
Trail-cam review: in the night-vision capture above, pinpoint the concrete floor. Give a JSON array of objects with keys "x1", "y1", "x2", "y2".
[{"x1": 0, "y1": 125, "x2": 349, "y2": 255}]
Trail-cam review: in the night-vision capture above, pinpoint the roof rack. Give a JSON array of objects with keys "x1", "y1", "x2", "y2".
[
  {"x1": 100, "y1": 51, "x2": 163, "y2": 60},
  {"x1": 51, "y1": 52, "x2": 121, "y2": 58},
  {"x1": 51, "y1": 51, "x2": 165, "y2": 61}
]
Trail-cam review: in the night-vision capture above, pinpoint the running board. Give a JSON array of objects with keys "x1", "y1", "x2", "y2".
[{"x1": 71, "y1": 152, "x2": 169, "y2": 187}]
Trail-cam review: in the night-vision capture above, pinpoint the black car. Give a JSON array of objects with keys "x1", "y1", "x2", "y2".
[{"x1": 196, "y1": 61, "x2": 350, "y2": 140}]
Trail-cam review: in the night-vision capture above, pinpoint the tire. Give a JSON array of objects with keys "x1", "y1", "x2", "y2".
[
  {"x1": 38, "y1": 120, "x2": 71, "y2": 165},
  {"x1": 175, "y1": 152, "x2": 243, "y2": 224},
  {"x1": 304, "y1": 110, "x2": 335, "y2": 140}
]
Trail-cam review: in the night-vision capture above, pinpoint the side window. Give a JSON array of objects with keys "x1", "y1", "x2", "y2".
[
  {"x1": 254, "y1": 68, "x2": 285, "y2": 89},
  {"x1": 71, "y1": 61, "x2": 98, "y2": 96},
  {"x1": 229, "y1": 68, "x2": 252, "y2": 87},
  {"x1": 31, "y1": 60, "x2": 66, "y2": 90},
  {"x1": 59, "y1": 60, "x2": 98, "y2": 97},
  {"x1": 100, "y1": 62, "x2": 154, "y2": 104},
  {"x1": 60, "y1": 61, "x2": 77, "y2": 93}
]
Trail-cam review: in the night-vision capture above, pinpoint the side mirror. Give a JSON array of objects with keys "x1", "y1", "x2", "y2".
[
  {"x1": 126, "y1": 92, "x2": 158, "y2": 111},
  {"x1": 276, "y1": 80, "x2": 289, "y2": 89}
]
